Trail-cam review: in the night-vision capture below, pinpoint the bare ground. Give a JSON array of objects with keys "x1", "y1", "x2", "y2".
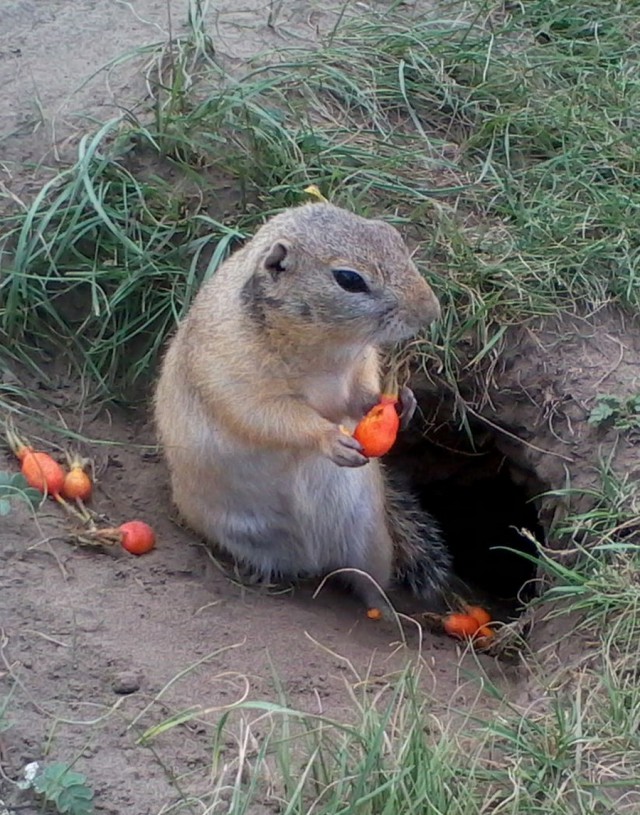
[
  {"x1": 3, "y1": 308, "x2": 637, "y2": 813},
  {"x1": 0, "y1": 0, "x2": 347, "y2": 193},
  {"x1": 0, "y1": 395, "x2": 517, "y2": 813}
]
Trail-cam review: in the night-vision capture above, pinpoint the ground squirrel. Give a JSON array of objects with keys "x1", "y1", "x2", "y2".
[{"x1": 154, "y1": 201, "x2": 453, "y2": 611}]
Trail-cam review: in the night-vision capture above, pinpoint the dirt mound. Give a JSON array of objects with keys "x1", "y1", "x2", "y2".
[{"x1": 391, "y1": 308, "x2": 640, "y2": 602}]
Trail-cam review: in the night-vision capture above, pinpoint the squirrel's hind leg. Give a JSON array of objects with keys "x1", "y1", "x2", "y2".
[{"x1": 342, "y1": 525, "x2": 395, "y2": 612}]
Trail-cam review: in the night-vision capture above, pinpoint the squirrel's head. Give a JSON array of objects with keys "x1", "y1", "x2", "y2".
[{"x1": 241, "y1": 202, "x2": 440, "y2": 345}]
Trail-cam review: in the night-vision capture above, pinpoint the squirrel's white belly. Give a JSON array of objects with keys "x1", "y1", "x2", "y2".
[{"x1": 172, "y1": 416, "x2": 383, "y2": 578}]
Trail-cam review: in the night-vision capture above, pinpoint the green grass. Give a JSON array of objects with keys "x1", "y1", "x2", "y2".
[{"x1": 2, "y1": 0, "x2": 639, "y2": 397}]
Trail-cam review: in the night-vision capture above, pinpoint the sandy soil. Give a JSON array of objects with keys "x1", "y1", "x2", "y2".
[
  {"x1": 0, "y1": 0, "x2": 344, "y2": 193},
  {"x1": 3, "y1": 311, "x2": 636, "y2": 811},
  {"x1": 1, "y1": 399, "x2": 516, "y2": 813}
]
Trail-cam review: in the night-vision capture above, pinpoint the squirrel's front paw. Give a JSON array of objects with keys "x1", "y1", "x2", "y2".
[
  {"x1": 322, "y1": 427, "x2": 369, "y2": 467},
  {"x1": 398, "y1": 385, "x2": 418, "y2": 430}
]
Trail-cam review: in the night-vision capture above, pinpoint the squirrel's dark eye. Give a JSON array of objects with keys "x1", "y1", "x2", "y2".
[{"x1": 332, "y1": 269, "x2": 369, "y2": 294}]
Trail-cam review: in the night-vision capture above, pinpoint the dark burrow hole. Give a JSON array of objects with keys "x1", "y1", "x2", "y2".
[{"x1": 385, "y1": 395, "x2": 547, "y2": 620}]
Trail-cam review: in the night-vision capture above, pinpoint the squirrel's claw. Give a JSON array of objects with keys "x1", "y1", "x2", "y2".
[
  {"x1": 398, "y1": 385, "x2": 417, "y2": 430},
  {"x1": 325, "y1": 428, "x2": 369, "y2": 468}
]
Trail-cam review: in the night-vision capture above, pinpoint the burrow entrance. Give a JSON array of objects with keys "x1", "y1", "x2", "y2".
[{"x1": 385, "y1": 392, "x2": 547, "y2": 619}]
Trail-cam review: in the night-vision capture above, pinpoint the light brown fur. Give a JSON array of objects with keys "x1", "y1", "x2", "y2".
[{"x1": 154, "y1": 202, "x2": 450, "y2": 609}]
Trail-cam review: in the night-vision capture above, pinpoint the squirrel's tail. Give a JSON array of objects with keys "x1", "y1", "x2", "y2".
[{"x1": 383, "y1": 469, "x2": 459, "y2": 609}]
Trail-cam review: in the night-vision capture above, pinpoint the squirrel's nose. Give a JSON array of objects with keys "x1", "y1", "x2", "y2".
[{"x1": 415, "y1": 278, "x2": 441, "y2": 326}]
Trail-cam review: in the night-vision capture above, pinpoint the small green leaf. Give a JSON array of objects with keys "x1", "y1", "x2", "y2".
[
  {"x1": 33, "y1": 762, "x2": 72, "y2": 793},
  {"x1": 588, "y1": 402, "x2": 617, "y2": 425},
  {"x1": 0, "y1": 470, "x2": 42, "y2": 514},
  {"x1": 22, "y1": 487, "x2": 43, "y2": 510},
  {"x1": 590, "y1": 393, "x2": 640, "y2": 431},
  {"x1": 32, "y1": 762, "x2": 94, "y2": 815},
  {"x1": 58, "y1": 770, "x2": 89, "y2": 790},
  {"x1": 57, "y1": 785, "x2": 94, "y2": 815}
]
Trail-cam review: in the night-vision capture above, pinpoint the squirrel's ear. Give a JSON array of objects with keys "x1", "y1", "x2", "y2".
[{"x1": 264, "y1": 240, "x2": 293, "y2": 278}]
